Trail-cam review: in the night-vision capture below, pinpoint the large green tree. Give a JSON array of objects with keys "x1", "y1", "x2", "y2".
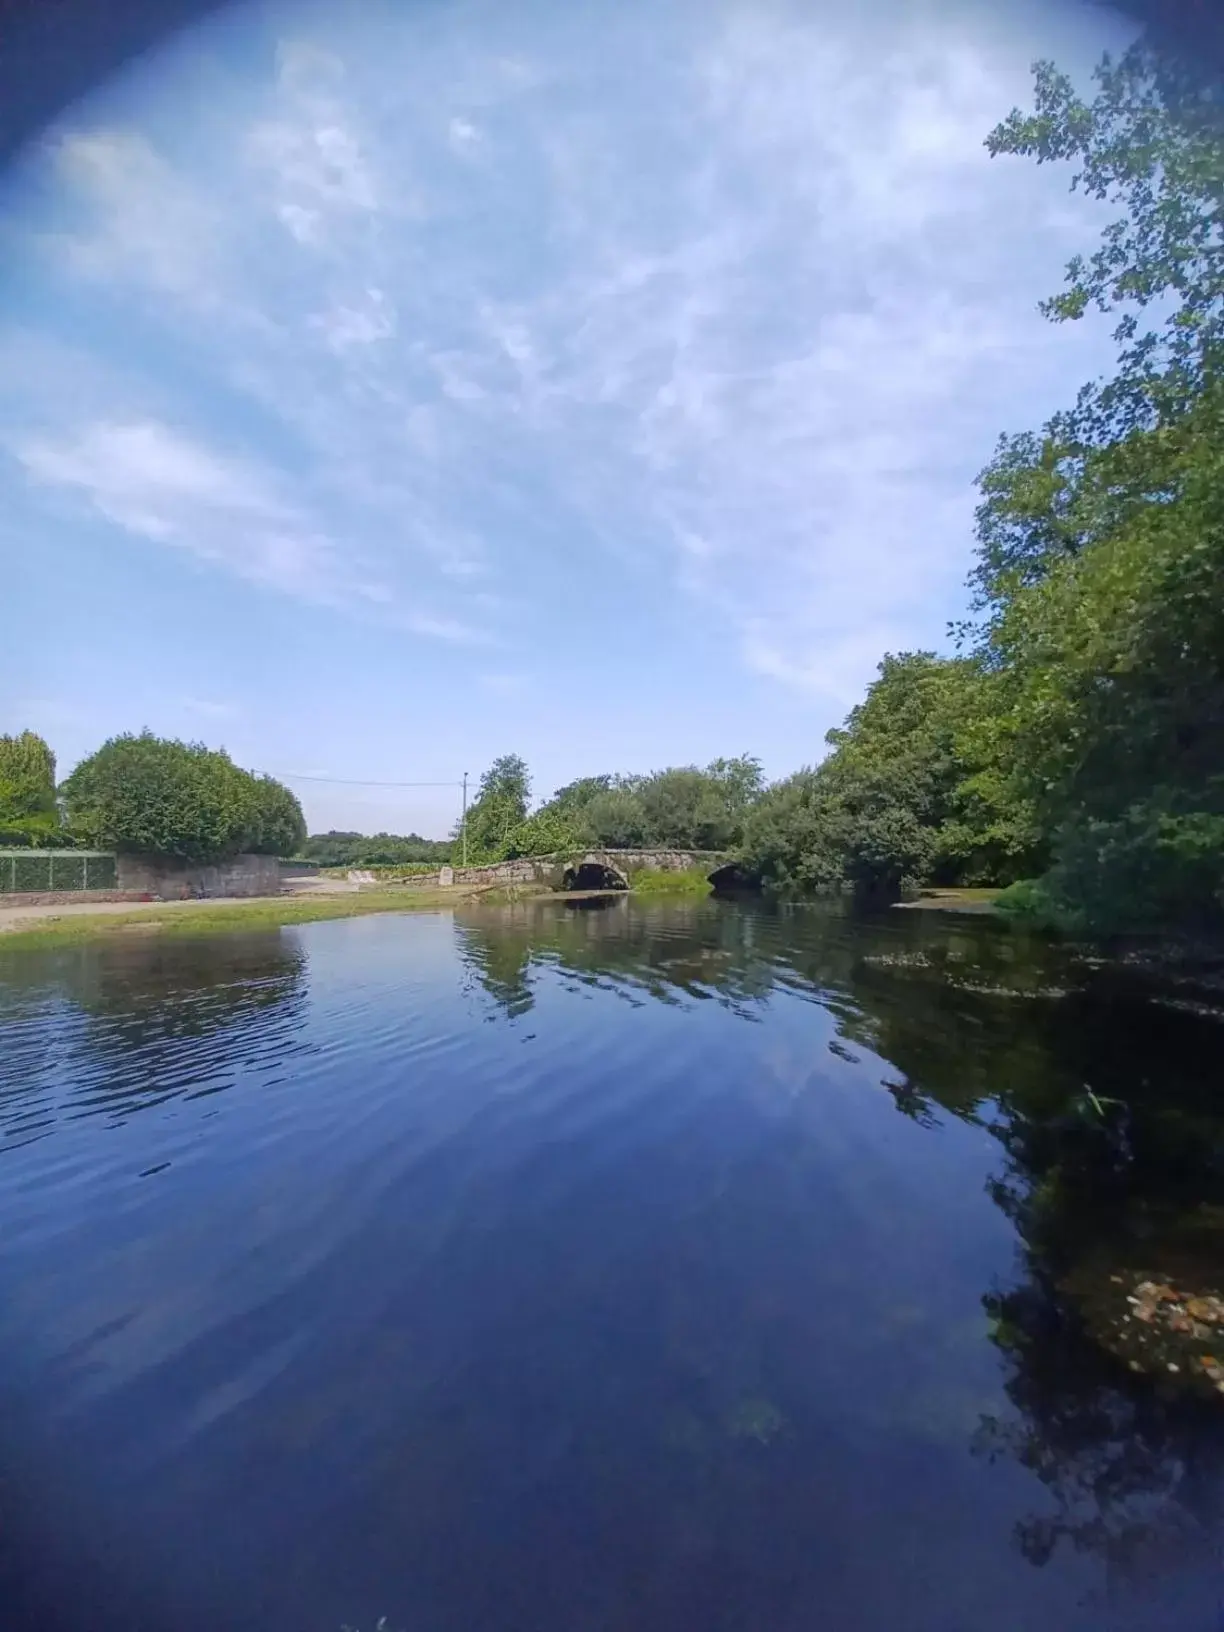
[
  {"x1": 738, "y1": 655, "x2": 1033, "y2": 897},
  {"x1": 459, "y1": 754, "x2": 531, "y2": 862},
  {"x1": 971, "y1": 38, "x2": 1224, "y2": 930},
  {"x1": 986, "y1": 42, "x2": 1224, "y2": 443},
  {"x1": 544, "y1": 775, "x2": 614, "y2": 819},
  {"x1": 61, "y1": 732, "x2": 305, "y2": 864},
  {"x1": 246, "y1": 775, "x2": 308, "y2": 858}
]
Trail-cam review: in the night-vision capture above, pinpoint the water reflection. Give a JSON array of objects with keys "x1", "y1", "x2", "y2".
[
  {"x1": 0, "y1": 933, "x2": 308, "y2": 1145},
  {"x1": 456, "y1": 896, "x2": 779, "y2": 1017},
  {"x1": 1, "y1": 902, "x2": 1223, "y2": 1630},
  {"x1": 456, "y1": 897, "x2": 1224, "y2": 1589},
  {"x1": 972, "y1": 1001, "x2": 1224, "y2": 1581}
]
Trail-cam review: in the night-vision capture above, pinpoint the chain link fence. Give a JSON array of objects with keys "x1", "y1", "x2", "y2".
[{"x1": 0, "y1": 850, "x2": 118, "y2": 893}]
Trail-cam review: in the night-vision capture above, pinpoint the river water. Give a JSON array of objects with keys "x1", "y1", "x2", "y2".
[{"x1": 2, "y1": 898, "x2": 1223, "y2": 1632}]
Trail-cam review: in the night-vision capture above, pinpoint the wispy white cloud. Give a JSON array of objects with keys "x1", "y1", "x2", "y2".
[
  {"x1": 50, "y1": 130, "x2": 226, "y2": 307},
  {"x1": 1, "y1": 0, "x2": 1125, "y2": 712},
  {"x1": 13, "y1": 418, "x2": 337, "y2": 597},
  {"x1": 448, "y1": 116, "x2": 484, "y2": 156},
  {"x1": 312, "y1": 287, "x2": 397, "y2": 351},
  {"x1": 8, "y1": 417, "x2": 475, "y2": 641},
  {"x1": 250, "y1": 42, "x2": 382, "y2": 227}
]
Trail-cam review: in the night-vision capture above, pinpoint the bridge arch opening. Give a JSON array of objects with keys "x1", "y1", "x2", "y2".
[
  {"x1": 708, "y1": 862, "x2": 757, "y2": 894},
  {"x1": 562, "y1": 861, "x2": 629, "y2": 892}
]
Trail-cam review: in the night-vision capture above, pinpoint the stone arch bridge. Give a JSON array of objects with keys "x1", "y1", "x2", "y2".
[{"x1": 384, "y1": 848, "x2": 744, "y2": 893}]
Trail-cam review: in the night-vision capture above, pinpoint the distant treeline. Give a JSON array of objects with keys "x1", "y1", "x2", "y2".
[
  {"x1": 448, "y1": 755, "x2": 766, "y2": 866},
  {"x1": 297, "y1": 831, "x2": 453, "y2": 867}
]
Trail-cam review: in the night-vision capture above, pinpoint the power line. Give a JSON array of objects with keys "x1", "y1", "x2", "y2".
[{"x1": 274, "y1": 773, "x2": 464, "y2": 788}]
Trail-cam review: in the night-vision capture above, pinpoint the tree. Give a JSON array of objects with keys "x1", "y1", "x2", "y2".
[
  {"x1": 298, "y1": 831, "x2": 452, "y2": 866},
  {"x1": 60, "y1": 732, "x2": 304, "y2": 863},
  {"x1": 0, "y1": 730, "x2": 60, "y2": 845},
  {"x1": 972, "y1": 38, "x2": 1224, "y2": 930},
  {"x1": 246, "y1": 775, "x2": 307, "y2": 858},
  {"x1": 580, "y1": 785, "x2": 650, "y2": 849},
  {"x1": 705, "y1": 755, "x2": 766, "y2": 817},
  {"x1": 737, "y1": 769, "x2": 837, "y2": 892},
  {"x1": 986, "y1": 42, "x2": 1224, "y2": 444},
  {"x1": 738, "y1": 654, "x2": 1033, "y2": 897},
  {"x1": 633, "y1": 767, "x2": 734, "y2": 850},
  {"x1": 459, "y1": 754, "x2": 531, "y2": 862},
  {"x1": 980, "y1": 388, "x2": 1224, "y2": 928},
  {"x1": 544, "y1": 775, "x2": 613, "y2": 818}
]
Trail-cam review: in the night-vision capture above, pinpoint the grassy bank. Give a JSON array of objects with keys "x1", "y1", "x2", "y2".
[
  {"x1": 0, "y1": 870, "x2": 723, "y2": 954},
  {"x1": 627, "y1": 866, "x2": 715, "y2": 897},
  {"x1": 892, "y1": 887, "x2": 1003, "y2": 915},
  {"x1": 0, "y1": 887, "x2": 487, "y2": 951}
]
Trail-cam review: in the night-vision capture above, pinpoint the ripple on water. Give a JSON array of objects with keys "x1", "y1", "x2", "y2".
[{"x1": 1, "y1": 904, "x2": 1223, "y2": 1632}]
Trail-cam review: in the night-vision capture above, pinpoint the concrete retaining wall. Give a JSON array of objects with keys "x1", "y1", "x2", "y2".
[{"x1": 115, "y1": 853, "x2": 283, "y2": 900}]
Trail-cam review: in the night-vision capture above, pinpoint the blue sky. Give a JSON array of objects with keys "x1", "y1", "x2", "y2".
[{"x1": 0, "y1": 0, "x2": 1129, "y2": 836}]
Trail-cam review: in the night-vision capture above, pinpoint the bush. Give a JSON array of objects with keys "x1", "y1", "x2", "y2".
[
  {"x1": 629, "y1": 865, "x2": 712, "y2": 896},
  {"x1": 60, "y1": 732, "x2": 304, "y2": 864},
  {"x1": 504, "y1": 807, "x2": 585, "y2": 858},
  {"x1": 994, "y1": 878, "x2": 1071, "y2": 931}
]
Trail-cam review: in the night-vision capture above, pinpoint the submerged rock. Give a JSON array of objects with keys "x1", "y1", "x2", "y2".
[
  {"x1": 1067, "y1": 1249, "x2": 1224, "y2": 1401},
  {"x1": 725, "y1": 1397, "x2": 786, "y2": 1445}
]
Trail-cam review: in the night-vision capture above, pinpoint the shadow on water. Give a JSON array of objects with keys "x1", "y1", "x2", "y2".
[
  {"x1": 846, "y1": 924, "x2": 1224, "y2": 1585},
  {"x1": 2, "y1": 901, "x2": 1224, "y2": 1630}
]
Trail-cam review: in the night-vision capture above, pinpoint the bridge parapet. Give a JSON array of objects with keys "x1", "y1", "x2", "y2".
[{"x1": 380, "y1": 848, "x2": 731, "y2": 893}]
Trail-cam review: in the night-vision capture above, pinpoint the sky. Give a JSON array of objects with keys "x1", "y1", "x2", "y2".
[{"x1": 0, "y1": 0, "x2": 1131, "y2": 837}]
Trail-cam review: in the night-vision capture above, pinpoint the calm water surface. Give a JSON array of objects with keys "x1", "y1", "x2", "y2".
[{"x1": 2, "y1": 899, "x2": 1223, "y2": 1631}]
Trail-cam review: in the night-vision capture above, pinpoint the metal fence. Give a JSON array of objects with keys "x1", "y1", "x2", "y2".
[{"x1": 0, "y1": 850, "x2": 118, "y2": 893}]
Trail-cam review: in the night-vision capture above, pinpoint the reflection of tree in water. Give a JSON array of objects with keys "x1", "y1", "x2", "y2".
[
  {"x1": 455, "y1": 909, "x2": 536, "y2": 1017},
  {"x1": 453, "y1": 897, "x2": 778, "y2": 1020},
  {"x1": 847, "y1": 943, "x2": 1224, "y2": 1579},
  {"x1": 0, "y1": 933, "x2": 309, "y2": 1132},
  {"x1": 451, "y1": 896, "x2": 1224, "y2": 1584},
  {"x1": 977, "y1": 1009, "x2": 1224, "y2": 1577}
]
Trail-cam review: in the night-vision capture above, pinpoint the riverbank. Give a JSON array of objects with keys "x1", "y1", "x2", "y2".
[
  {"x1": 0, "y1": 880, "x2": 706, "y2": 950},
  {"x1": 892, "y1": 888, "x2": 1002, "y2": 915},
  {"x1": 0, "y1": 885, "x2": 513, "y2": 950}
]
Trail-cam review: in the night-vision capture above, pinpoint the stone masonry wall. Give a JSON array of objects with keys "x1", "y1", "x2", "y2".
[
  {"x1": 383, "y1": 849, "x2": 726, "y2": 892},
  {"x1": 0, "y1": 890, "x2": 150, "y2": 909},
  {"x1": 115, "y1": 853, "x2": 283, "y2": 900}
]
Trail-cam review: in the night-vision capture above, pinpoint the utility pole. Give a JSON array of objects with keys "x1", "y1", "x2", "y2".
[{"x1": 461, "y1": 770, "x2": 469, "y2": 867}]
